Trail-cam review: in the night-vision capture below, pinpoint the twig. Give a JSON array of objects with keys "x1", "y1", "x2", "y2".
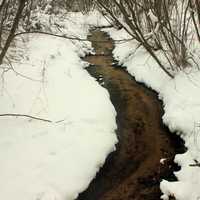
[
  {"x1": 189, "y1": 159, "x2": 200, "y2": 167},
  {"x1": 5, "y1": 56, "x2": 42, "y2": 82},
  {"x1": 0, "y1": 113, "x2": 52, "y2": 123},
  {"x1": 13, "y1": 30, "x2": 133, "y2": 43}
]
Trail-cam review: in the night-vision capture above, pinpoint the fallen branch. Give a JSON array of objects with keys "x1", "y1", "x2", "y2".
[
  {"x1": 189, "y1": 164, "x2": 200, "y2": 167},
  {"x1": 189, "y1": 159, "x2": 200, "y2": 167},
  {"x1": 92, "y1": 25, "x2": 114, "y2": 29},
  {"x1": 0, "y1": 113, "x2": 52, "y2": 123}
]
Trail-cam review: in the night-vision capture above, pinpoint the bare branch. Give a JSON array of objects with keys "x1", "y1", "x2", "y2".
[{"x1": 0, "y1": 113, "x2": 52, "y2": 123}]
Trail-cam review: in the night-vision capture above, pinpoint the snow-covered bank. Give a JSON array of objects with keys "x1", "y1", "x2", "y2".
[
  {"x1": 106, "y1": 28, "x2": 200, "y2": 200},
  {"x1": 0, "y1": 12, "x2": 117, "y2": 200}
]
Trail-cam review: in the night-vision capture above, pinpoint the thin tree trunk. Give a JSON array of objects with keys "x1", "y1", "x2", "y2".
[{"x1": 0, "y1": 0, "x2": 26, "y2": 64}]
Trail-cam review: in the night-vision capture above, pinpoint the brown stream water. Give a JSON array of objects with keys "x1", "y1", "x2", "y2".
[{"x1": 77, "y1": 30, "x2": 185, "y2": 200}]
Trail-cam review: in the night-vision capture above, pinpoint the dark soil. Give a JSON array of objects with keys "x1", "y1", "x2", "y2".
[{"x1": 77, "y1": 30, "x2": 185, "y2": 200}]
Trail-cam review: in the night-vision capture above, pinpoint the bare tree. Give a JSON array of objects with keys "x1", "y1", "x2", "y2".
[{"x1": 96, "y1": 0, "x2": 200, "y2": 78}]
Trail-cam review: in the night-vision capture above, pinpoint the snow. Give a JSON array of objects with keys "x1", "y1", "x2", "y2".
[
  {"x1": 160, "y1": 158, "x2": 167, "y2": 165},
  {"x1": 0, "y1": 12, "x2": 117, "y2": 200},
  {"x1": 106, "y1": 27, "x2": 200, "y2": 200}
]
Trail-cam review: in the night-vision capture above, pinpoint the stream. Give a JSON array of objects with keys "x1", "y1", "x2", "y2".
[{"x1": 77, "y1": 30, "x2": 185, "y2": 200}]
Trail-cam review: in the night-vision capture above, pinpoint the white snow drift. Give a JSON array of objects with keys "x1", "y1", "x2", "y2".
[
  {"x1": 0, "y1": 12, "x2": 117, "y2": 200},
  {"x1": 106, "y1": 27, "x2": 200, "y2": 200}
]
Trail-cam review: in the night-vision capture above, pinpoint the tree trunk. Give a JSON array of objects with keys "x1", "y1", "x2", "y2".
[{"x1": 0, "y1": 0, "x2": 26, "y2": 64}]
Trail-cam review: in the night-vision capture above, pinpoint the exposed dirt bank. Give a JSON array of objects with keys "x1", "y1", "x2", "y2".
[{"x1": 77, "y1": 30, "x2": 185, "y2": 200}]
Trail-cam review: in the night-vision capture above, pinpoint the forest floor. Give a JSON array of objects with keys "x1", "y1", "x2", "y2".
[{"x1": 77, "y1": 30, "x2": 185, "y2": 200}]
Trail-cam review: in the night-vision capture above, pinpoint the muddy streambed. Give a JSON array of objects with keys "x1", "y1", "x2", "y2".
[{"x1": 77, "y1": 30, "x2": 185, "y2": 200}]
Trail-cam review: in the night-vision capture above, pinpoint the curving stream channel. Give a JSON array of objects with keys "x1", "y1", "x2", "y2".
[{"x1": 77, "y1": 30, "x2": 185, "y2": 200}]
